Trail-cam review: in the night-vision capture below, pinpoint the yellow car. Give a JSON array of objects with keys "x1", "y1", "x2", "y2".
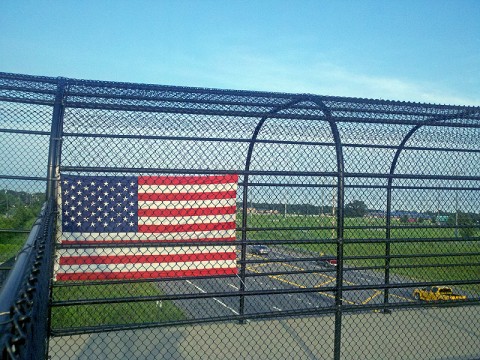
[{"x1": 413, "y1": 286, "x2": 467, "y2": 302}]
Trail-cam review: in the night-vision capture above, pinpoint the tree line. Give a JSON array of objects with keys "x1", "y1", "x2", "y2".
[
  {"x1": 0, "y1": 190, "x2": 43, "y2": 229},
  {"x1": 238, "y1": 200, "x2": 479, "y2": 239},
  {"x1": 238, "y1": 200, "x2": 371, "y2": 218}
]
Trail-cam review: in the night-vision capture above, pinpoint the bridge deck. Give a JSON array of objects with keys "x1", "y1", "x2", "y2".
[{"x1": 49, "y1": 306, "x2": 480, "y2": 360}]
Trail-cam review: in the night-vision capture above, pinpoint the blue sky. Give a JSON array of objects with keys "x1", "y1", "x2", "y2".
[{"x1": 1, "y1": 0, "x2": 480, "y2": 105}]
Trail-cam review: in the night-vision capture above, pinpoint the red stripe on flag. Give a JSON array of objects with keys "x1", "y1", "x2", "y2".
[
  {"x1": 59, "y1": 251, "x2": 237, "y2": 265},
  {"x1": 56, "y1": 267, "x2": 238, "y2": 281},
  {"x1": 138, "y1": 190, "x2": 237, "y2": 202},
  {"x1": 138, "y1": 206, "x2": 236, "y2": 218},
  {"x1": 139, "y1": 221, "x2": 236, "y2": 234},
  {"x1": 138, "y1": 174, "x2": 238, "y2": 186},
  {"x1": 60, "y1": 237, "x2": 237, "y2": 245}
]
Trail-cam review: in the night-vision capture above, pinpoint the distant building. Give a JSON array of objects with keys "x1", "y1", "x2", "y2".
[
  {"x1": 366, "y1": 210, "x2": 385, "y2": 218},
  {"x1": 436, "y1": 215, "x2": 449, "y2": 226},
  {"x1": 244, "y1": 208, "x2": 280, "y2": 215}
]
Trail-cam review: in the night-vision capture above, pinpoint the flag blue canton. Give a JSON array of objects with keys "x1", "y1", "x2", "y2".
[{"x1": 61, "y1": 175, "x2": 138, "y2": 232}]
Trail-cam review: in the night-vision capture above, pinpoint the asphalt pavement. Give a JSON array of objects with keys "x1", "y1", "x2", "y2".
[{"x1": 157, "y1": 246, "x2": 416, "y2": 321}]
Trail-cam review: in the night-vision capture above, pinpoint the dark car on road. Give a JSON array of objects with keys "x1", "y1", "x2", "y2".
[{"x1": 250, "y1": 245, "x2": 270, "y2": 256}]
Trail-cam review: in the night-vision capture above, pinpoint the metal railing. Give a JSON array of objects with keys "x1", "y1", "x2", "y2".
[
  {"x1": 0, "y1": 71, "x2": 479, "y2": 360},
  {"x1": 0, "y1": 202, "x2": 54, "y2": 359}
]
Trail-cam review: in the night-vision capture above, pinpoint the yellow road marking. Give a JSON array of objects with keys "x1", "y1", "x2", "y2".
[
  {"x1": 280, "y1": 261, "x2": 355, "y2": 285},
  {"x1": 269, "y1": 260, "x2": 337, "y2": 281},
  {"x1": 314, "y1": 278, "x2": 336, "y2": 287},
  {"x1": 314, "y1": 291, "x2": 357, "y2": 305},
  {"x1": 270, "y1": 275, "x2": 306, "y2": 289},
  {"x1": 247, "y1": 267, "x2": 306, "y2": 288},
  {"x1": 245, "y1": 258, "x2": 386, "y2": 306},
  {"x1": 390, "y1": 293, "x2": 415, "y2": 302},
  {"x1": 316, "y1": 291, "x2": 336, "y2": 300},
  {"x1": 280, "y1": 262, "x2": 305, "y2": 271},
  {"x1": 246, "y1": 263, "x2": 269, "y2": 270},
  {"x1": 246, "y1": 266, "x2": 356, "y2": 305},
  {"x1": 362, "y1": 290, "x2": 382, "y2": 305},
  {"x1": 248, "y1": 254, "x2": 268, "y2": 260}
]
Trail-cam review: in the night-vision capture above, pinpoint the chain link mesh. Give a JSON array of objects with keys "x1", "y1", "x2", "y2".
[{"x1": 0, "y1": 72, "x2": 479, "y2": 359}]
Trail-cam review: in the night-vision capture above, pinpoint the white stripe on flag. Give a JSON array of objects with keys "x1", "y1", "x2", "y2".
[
  {"x1": 56, "y1": 260, "x2": 237, "y2": 274},
  {"x1": 138, "y1": 214, "x2": 236, "y2": 226},
  {"x1": 138, "y1": 198, "x2": 236, "y2": 210}
]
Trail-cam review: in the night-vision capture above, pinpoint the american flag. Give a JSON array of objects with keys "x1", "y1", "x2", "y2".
[{"x1": 54, "y1": 174, "x2": 238, "y2": 281}]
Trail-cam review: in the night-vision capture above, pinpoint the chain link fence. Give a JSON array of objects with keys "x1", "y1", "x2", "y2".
[{"x1": 0, "y1": 72, "x2": 479, "y2": 359}]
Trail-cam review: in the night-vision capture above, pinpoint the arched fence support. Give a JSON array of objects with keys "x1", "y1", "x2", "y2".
[
  {"x1": 239, "y1": 97, "x2": 306, "y2": 321},
  {"x1": 384, "y1": 108, "x2": 480, "y2": 309}
]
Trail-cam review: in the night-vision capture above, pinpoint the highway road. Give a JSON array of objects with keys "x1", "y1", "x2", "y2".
[
  {"x1": 157, "y1": 247, "x2": 416, "y2": 320},
  {"x1": 49, "y1": 247, "x2": 479, "y2": 360}
]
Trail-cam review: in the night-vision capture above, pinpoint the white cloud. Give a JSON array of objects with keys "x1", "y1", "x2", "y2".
[{"x1": 185, "y1": 50, "x2": 480, "y2": 107}]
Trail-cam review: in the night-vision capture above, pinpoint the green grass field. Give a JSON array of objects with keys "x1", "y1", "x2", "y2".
[
  {"x1": 51, "y1": 282, "x2": 186, "y2": 330},
  {"x1": 0, "y1": 212, "x2": 40, "y2": 263},
  {"x1": 0, "y1": 232, "x2": 29, "y2": 263}
]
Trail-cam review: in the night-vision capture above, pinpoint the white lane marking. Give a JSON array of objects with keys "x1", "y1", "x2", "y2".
[
  {"x1": 228, "y1": 283, "x2": 239, "y2": 290},
  {"x1": 273, "y1": 306, "x2": 282, "y2": 311},
  {"x1": 186, "y1": 280, "x2": 239, "y2": 315}
]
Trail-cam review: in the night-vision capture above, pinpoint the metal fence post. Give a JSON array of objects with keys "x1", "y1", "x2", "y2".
[
  {"x1": 46, "y1": 77, "x2": 67, "y2": 200},
  {"x1": 329, "y1": 121, "x2": 345, "y2": 360},
  {"x1": 44, "y1": 77, "x2": 67, "y2": 354},
  {"x1": 308, "y1": 97, "x2": 345, "y2": 360}
]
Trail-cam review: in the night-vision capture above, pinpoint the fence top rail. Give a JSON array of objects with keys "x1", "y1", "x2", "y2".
[{"x1": 1, "y1": 72, "x2": 479, "y2": 124}]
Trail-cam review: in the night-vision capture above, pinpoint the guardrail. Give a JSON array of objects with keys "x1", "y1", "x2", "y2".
[{"x1": 0, "y1": 202, "x2": 54, "y2": 359}]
